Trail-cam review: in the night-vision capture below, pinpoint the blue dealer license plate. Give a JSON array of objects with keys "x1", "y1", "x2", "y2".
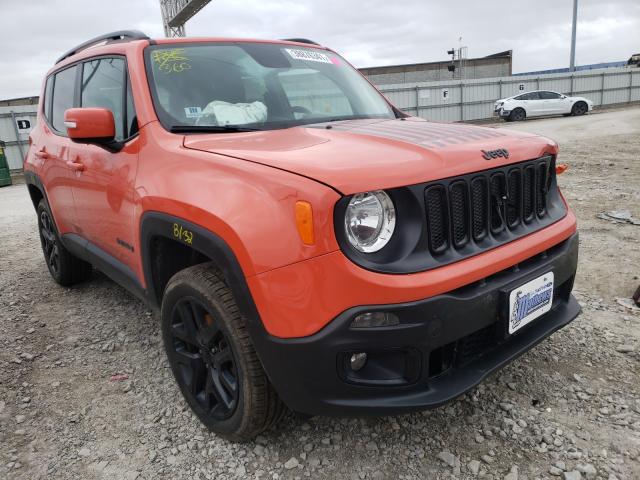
[{"x1": 508, "y1": 272, "x2": 554, "y2": 334}]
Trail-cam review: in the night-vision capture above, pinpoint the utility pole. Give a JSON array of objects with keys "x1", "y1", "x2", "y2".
[{"x1": 569, "y1": 0, "x2": 578, "y2": 71}]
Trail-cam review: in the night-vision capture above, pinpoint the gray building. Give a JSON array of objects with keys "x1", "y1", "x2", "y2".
[
  {"x1": 359, "y1": 50, "x2": 512, "y2": 86},
  {"x1": 0, "y1": 96, "x2": 39, "y2": 171}
]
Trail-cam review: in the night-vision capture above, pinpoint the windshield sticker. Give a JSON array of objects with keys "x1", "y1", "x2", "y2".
[
  {"x1": 152, "y1": 48, "x2": 192, "y2": 74},
  {"x1": 285, "y1": 48, "x2": 332, "y2": 64},
  {"x1": 184, "y1": 106, "x2": 202, "y2": 118}
]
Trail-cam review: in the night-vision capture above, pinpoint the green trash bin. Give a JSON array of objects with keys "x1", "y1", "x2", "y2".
[{"x1": 0, "y1": 140, "x2": 12, "y2": 187}]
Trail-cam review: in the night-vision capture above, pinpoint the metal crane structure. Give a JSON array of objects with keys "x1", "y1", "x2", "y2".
[{"x1": 159, "y1": 0, "x2": 213, "y2": 37}]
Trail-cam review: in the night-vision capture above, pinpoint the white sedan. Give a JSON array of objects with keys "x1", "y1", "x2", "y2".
[{"x1": 494, "y1": 90, "x2": 593, "y2": 121}]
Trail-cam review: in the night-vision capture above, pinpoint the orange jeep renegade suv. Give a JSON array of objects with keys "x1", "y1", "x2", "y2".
[{"x1": 25, "y1": 31, "x2": 580, "y2": 441}]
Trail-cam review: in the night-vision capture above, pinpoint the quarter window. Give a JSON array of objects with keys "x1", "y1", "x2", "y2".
[
  {"x1": 50, "y1": 66, "x2": 77, "y2": 133},
  {"x1": 539, "y1": 91, "x2": 562, "y2": 99}
]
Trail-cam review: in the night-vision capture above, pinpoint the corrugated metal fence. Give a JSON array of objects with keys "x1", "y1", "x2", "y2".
[
  {"x1": 0, "y1": 105, "x2": 37, "y2": 171},
  {"x1": 378, "y1": 67, "x2": 640, "y2": 122}
]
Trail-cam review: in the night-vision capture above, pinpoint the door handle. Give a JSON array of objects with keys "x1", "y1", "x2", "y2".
[
  {"x1": 66, "y1": 160, "x2": 86, "y2": 172},
  {"x1": 35, "y1": 148, "x2": 52, "y2": 160}
]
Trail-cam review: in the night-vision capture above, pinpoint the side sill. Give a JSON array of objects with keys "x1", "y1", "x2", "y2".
[{"x1": 60, "y1": 233, "x2": 147, "y2": 303}]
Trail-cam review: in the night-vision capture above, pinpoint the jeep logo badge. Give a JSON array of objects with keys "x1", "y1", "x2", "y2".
[{"x1": 481, "y1": 149, "x2": 509, "y2": 160}]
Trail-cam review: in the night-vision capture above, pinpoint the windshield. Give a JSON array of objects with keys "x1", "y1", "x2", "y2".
[{"x1": 145, "y1": 42, "x2": 395, "y2": 131}]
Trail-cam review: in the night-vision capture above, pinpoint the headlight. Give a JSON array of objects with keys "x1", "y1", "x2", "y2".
[{"x1": 344, "y1": 190, "x2": 396, "y2": 253}]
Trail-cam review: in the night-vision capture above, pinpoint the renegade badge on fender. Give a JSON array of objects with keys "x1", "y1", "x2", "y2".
[{"x1": 25, "y1": 31, "x2": 580, "y2": 441}]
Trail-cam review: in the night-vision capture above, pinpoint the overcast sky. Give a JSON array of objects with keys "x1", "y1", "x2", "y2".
[{"x1": 1, "y1": 0, "x2": 638, "y2": 99}]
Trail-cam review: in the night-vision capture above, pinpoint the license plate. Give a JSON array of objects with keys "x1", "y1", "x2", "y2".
[{"x1": 508, "y1": 272, "x2": 554, "y2": 334}]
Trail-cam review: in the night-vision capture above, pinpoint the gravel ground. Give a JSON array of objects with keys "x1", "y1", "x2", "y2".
[{"x1": 1, "y1": 107, "x2": 639, "y2": 480}]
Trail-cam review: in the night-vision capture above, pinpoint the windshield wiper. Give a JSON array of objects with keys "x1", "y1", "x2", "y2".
[{"x1": 169, "y1": 125, "x2": 262, "y2": 133}]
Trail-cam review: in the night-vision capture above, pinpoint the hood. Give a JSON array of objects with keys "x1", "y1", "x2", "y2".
[{"x1": 183, "y1": 118, "x2": 557, "y2": 194}]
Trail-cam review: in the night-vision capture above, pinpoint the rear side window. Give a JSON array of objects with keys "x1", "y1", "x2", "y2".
[
  {"x1": 539, "y1": 91, "x2": 562, "y2": 99},
  {"x1": 516, "y1": 92, "x2": 540, "y2": 100},
  {"x1": 81, "y1": 58, "x2": 125, "y2": 140},
  {"x1": 50, "y1": 66, "x2": 77, "y2": 133}
]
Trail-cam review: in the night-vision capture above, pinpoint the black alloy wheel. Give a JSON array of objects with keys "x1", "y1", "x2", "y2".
[
  {"x1": 169, "y1": 297, "x2": 239, "y2": 420},
  {"x1": 510, "y1": 108, "x2": 526, "y2": 122},
  {"x1": 36, "y1": 199, "x2": 92, "y2": 286},
  {"x1": 572, "y1": 102, "x2": 587, "y2": 116},
  {"x1": 161, "y1": 263, "x2": 285, "y2": 441},
  {"x1": 39, "y1": 208, "x2": 61, "y2": 278}
]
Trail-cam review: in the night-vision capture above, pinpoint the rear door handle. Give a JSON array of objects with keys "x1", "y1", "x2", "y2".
[
  {"x1": 35, "y1": 148, "x2": 52, "y2": 160},
  {"x1": 66, "y1": 160, "x2": 86, "y2": 172}
]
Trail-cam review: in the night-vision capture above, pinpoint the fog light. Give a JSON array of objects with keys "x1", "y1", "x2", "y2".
[
  {"x1": 351, "y1": 312, "x2": 400, "y2": 328},
  {"x1": 350, "y1": 352, "x2": 368, "y2": 371}
]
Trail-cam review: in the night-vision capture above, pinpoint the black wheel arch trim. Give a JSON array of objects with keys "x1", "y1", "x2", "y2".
[
  {"x1": 24, "y1": 171, "x2": 49, "y2": 211},
  {"x1": 139, "y1": 212, "x2": 262, "y2": 326},
  {"x1": 139, "y1": 212, "x2": 286, "y2": 397}
]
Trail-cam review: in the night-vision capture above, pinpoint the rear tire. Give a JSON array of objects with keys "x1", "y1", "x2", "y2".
[
  {"x1": 161, "y1": 263, "x2": 285, "y2": 442},
  {"x1": 571, "y1": 101, "x2": 588, "y2": 116},
  {"x1": 37, "y1": 199, "x2": 92, "y2": 286},
  {"x1": 509, "y1": 108, "x2": 526, "y2": 122}
]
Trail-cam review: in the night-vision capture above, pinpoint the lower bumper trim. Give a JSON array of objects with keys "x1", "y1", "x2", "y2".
[
  {"x1": 328, "y1": 296, "x2": 580, "y2": 413},
  {"x1": 254, "y1": 233, "x2": 580, "y2": 416}
]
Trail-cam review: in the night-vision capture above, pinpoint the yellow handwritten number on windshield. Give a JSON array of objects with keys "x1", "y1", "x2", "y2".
[{"x1": 152, "y1": 49, "x2": 192, "y2": 74}]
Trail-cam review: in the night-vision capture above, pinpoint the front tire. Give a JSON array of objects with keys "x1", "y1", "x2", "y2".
[
  {"x1": 571, "y1": 101, "x2": 588, "y2": 116},
  {"x1": 509, "y1": 108, "x2": 526, "y2": 122},
  {"x1": 161, "y1": 263, "x2": 285, "y2": 442},
  {"x1": 36, "y1": 199, "x2": 92, "y2": 286}
]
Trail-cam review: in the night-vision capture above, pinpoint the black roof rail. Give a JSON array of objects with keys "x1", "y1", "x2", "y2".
[
  {"x1": 55, "y1": 30, "x2": 150, "y2": 65},
  {"x1": 280, "y1": 38, "x2": 321, "y2": 46}
]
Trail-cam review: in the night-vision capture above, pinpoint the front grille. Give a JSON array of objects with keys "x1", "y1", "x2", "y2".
[
  {"x1": 425, "y1": 186, "x2": 448, "y2": 253},
  {"x1": 424, "y1": 157, "x2": 555, "y2": 255},
  {"x1": 335, "y1": 154, "x2": 564, "y2": 274},
  {"x1": 449, "y1": 181, "x2": 469, "y2": 247},
  {"x1": 470, "y1": 177, "x2": 488, "y2": 241}
]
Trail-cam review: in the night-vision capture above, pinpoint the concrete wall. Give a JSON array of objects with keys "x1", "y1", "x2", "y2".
[{"x1": 378, "y1": 67, "x2": 640, "y2": 122}]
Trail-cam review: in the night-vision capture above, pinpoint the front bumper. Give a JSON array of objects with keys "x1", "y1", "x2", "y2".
[{"x1": 255, "y1": 232, "x2": 580, "y2": 416}]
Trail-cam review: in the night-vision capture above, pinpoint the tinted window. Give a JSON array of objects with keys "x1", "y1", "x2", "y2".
[
  {"x1": 81, "y1": 58, "x2": 125, "y2": 139},
  {"x1": 539, "y1": 91, "x2": 562, "y2": 99},
  {"x1": 51, "y1": 66, "x2": 77, "y2": 133},
  {"x1": 516, "y1": 92, "x2": 540, "y2": 100}
]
